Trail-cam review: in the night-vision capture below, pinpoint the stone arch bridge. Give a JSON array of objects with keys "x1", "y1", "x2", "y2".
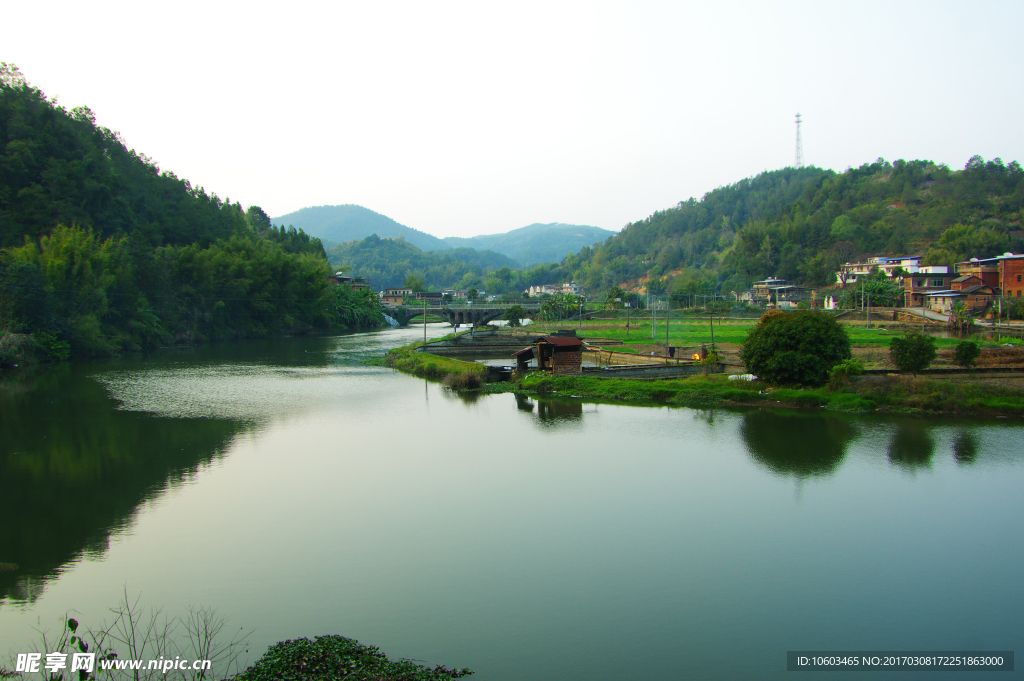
[{"x1": 388, "y1": 304, "x2": 542, "y2": 327}]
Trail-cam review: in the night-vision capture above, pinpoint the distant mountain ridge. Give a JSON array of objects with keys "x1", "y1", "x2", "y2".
[
  {"x1": 272, "y1": 205, "x2": 447, "y2": 251},
  {"x1": 272, "y1": 205, "x2": 615, "y2": 266},
  {"x1": 443, "y1": 222, "x2": 616, "y2": 266}
]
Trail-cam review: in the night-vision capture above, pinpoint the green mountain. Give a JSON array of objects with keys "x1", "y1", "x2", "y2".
[
  {"x1": 272, "y1": 204, "x2": 447, "y2": 251},
  {"x1": 442, "y1": 222, "x2": 615, "y2": 266},
  {"x1": 273, "y1": 205, "x2": 614, "y2": 265},
  {"x1": 558, "y1": 159, "x2": 1024, "y2": 297}
]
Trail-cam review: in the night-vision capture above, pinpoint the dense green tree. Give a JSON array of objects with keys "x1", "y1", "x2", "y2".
[
  {"x1": 403, "y1": 272, "x2": 427, "y2": 292},
  {"x1": 740, "y1": 311, "x2": 852, "y2": 386},
  {"x1": 953, "y1": 340, "x2": 981, "y2": 368},
  {"x1": 889, "y1": 332, "x2": 937, "y2": 375},
  {"x1": 503, "y1": 304, "x2": 527, "y2": 327}
]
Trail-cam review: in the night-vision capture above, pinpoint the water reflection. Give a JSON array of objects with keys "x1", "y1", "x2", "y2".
[
  {"x1": 740, "y1": 410, "x2": 859, "y2": 478},
  {"x1": 513, "y1": 395, "x2": 585, "y2": 429},
  {"x1": 887, "y1": 421, "x2": 936, "y2": 470},
  {"x1": 0, "y1": 364, "x2": 246, "y2": 604},
  {"x1": 515, "y1": 393, "x2": 535, "y2": 412},
  {"x1": 953, "y1": 431, "x2": 979, "y2": 465}
]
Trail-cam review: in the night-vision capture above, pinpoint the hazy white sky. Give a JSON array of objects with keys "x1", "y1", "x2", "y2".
[{"x1": 5, "y1": 1, "x2": 1022, "y2": 237}]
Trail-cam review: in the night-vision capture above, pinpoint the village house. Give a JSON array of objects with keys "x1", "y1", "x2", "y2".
[
  {"x1": 380, "y1": 288, "x2": 412, "y2": 307},
  {"x1": 327, "y1": 273, "x2": 370, "y2": 290},
  {"x1": 924, "y1": 285, "x2": 998, "y2": 313},
  {"x1": 526, "y1": 282, "x2": 583, "y2": 297},
  {"x1": 414, "y1": 291, "x2": 444, "y2": 305},
  {"x1": 744, "y1": 278, "x2": 813, "y2": 305}
]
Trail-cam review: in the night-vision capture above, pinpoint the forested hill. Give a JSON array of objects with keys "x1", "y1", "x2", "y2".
[
  {"x1": 0, "y1": 64, "x2": 380, "y2": 364},
  {"x1": 329, "y1": 235, "x2": 569, "y2": 295},
  {"x1": 560, "y1": 159, "x2": 1024, "y2": 296},
  {"x1": 328, "y1": 235, "x2": 520, "y2": 291}
]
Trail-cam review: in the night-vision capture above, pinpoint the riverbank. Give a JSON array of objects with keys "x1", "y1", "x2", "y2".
[{"x1": 383, "y1": 336, "x2": 1024, "y2": 418}]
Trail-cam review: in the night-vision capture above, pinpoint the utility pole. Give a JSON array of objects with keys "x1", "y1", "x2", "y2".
[
  {"x1": 626, "y1": 304, "x2": 630, "y2": 342},
  {"x1": 666, "y1": 294, "x2": 670, "y2": 349},
  {"x1": 423, "y1": 301, "x2": 427, "y2": 344},
  {"x1": 795, "y1": 113, "x2": 804, "y2": 168},
  {"x1": 652, "y1": 295, "x2": 657, "y2": 339}
]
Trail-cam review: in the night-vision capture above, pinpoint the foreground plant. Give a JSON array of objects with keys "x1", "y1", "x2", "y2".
[
  {"x1": 236, "y1": 635, "x2": 472, "y2": 681},
  {"x1": 8, "y1": 590, "x2": 250, "y2": 680}
]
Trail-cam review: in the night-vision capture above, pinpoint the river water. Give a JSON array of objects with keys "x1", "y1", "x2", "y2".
[{"x1": 1, "y1": 325, "x2": 1022, "y2": 680}]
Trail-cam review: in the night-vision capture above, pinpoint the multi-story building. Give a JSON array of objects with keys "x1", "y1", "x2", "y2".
[
  {"x1": 902, "y1": 267, "x2": 954, "y2": 307},
  {"x1": 835, "y1": 256, "x2": 928, "y2": 286},
  {"x1": 953, "y1": 258, "x2": 1001, "y2": 288},
  {"x1": 955, "y1": 253, "x2": 1024, "y2": 299},
  {"x1": 380, "y1": 288, "x2": 413, "y2": 307}
]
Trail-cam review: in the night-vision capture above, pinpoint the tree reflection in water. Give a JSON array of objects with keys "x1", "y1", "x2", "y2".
[
  {"x1": 887, "y1": 421, "x2": 936, "y2": 470},
  {"x1": 952, "y1": 430, "x2": 979, "y2": 465},
  {"x1": 740, "y1": 410, "x2": 859, "y2": 478},
  {"x1": 0, "y1": 365, "x2": 245, "y2": 604}
]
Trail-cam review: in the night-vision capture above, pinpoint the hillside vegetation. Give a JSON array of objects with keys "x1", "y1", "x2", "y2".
[
  {"x1": 0, "y1": 64, "x2": 381, "y2": 365},
  {"x1": 328, "y1": 234, "x2": 581, "y2": 294},
  {"x1": 559, "y1": 160, "x2": 1024, "y2": 297}
]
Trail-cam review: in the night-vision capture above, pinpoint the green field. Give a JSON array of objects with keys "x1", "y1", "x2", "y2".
[{"x1": 530, "y1": 317, "x2": 1000, "y2": 350}]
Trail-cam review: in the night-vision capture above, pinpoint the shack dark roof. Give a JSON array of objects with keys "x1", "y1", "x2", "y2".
[
  {"x1": 513, "y1": 347, "x2": 535, "y2": 357},
  {"x1": 951, "y1": 275, "x2": 978, "y2": 283},
  {"x1": 960, "y1": 285, "x2": 995, "y2": 295},
  {"x1": 541, "y1": 335, "x2": 584, "y2": 347}
]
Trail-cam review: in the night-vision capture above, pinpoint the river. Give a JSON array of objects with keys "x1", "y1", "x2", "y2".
[{"x1": 1, "y1": 325, "x2": 1022, "y2": 680}]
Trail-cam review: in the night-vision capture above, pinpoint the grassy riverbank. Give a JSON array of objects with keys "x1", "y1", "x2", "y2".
[
  {"x1": 381, "y1": 334, "x2": 1024, "y2": 417},
  {"x1": 515, "y1": 373, "x2": 1024, "y2": 417},
  {"x1": 383, "y1": 337, "x2": 487, "y2": 385}
]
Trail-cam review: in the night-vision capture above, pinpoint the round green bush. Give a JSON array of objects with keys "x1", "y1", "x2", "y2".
[{"x1": 740, "y1": 311, "x2": 851, "y2": 386}]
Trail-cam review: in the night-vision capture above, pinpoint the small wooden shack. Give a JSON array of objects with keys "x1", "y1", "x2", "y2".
[{"x1": 513, "y1": 335, "x2": 584, "y2": 374}]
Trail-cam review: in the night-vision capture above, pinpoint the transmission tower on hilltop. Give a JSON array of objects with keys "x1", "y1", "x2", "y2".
[{"x1": 794, "y1": 113, "x2": 804, "y2": 167}]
